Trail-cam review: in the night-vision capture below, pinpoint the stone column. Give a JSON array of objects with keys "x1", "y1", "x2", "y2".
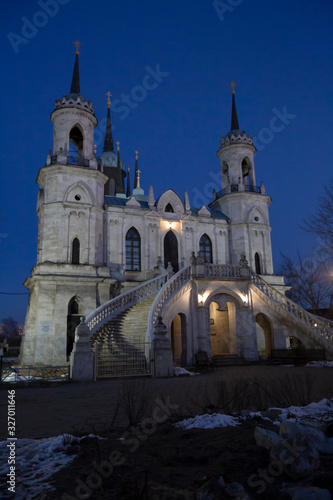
[
  {"x1": 152, "y1": 317, "x2": 173, "y2": 378},
  {"x1": 71, "y1": 322, "x2": 94, "y2": 381}
]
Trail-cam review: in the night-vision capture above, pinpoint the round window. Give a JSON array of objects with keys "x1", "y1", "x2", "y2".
[
  {"x1": 254, "y1": 216, "x2": 259, "y2": 221},
  {"x1": 75, "y1": 194, "x2": 81, "y2": 201}
]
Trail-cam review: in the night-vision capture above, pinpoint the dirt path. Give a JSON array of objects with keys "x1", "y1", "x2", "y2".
[{"x1": 1, "y1": 366, "x2": 332, "y2": 440}]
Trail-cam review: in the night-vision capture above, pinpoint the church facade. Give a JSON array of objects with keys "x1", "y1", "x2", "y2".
[{"x1": 20, "y1": 48, "x2": 333, "y2": 379}]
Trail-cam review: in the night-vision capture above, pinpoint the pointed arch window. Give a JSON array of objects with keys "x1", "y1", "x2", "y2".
[
  {"x1": 69, "y1": 126, "x2": 83, "y2": 159},
  {"x1": 126, "y1": 227, "x2": 141, "y2": 271},
  {"x1": 165, "y1": 203, "x2": 174, "y2": 213},
  {"x1": 199, "y1": 234, "x2": 213, "y2": 263},
  {"x1": 255, "y1": 252, "x2": 261, "y2": 274},
  {"x1": 72, "y1": 238, "x2": 80, "y2": 265}
]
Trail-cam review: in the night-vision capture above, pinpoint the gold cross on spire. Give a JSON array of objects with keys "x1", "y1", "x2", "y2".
[
  {"x1": 116, "y1": 141, "x2": 120, "y2": 151},
  {"x1": 135, "y1": 150, "x2": 139, "y2": 160},
  {"x1": 229, "y1": 81, "x2": 237, "y2": 94},
  {"x1": 106, "y1": 91, "x2": 112, "y2": 108},
  {"x1": 72, "y1": 39, "x2": 82, "y2": 55}
]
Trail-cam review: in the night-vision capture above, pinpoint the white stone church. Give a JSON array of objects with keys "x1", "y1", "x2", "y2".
[{"x1": 20, "y1": 48, "x2": 333, "y2": 380}]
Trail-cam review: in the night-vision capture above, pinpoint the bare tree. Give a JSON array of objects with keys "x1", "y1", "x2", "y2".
[
  {"x1": 302, "y1": 180, "x2": 333, "y2": 256},
  {"x1": 1, "y1": 317, "x2": 19, "y2": 341},
  {"x1": 280, "y1": 252, "x2": 333, "y2": 316}
]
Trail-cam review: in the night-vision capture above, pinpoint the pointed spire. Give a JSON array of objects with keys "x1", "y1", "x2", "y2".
[
  {"x1": 134, "y1": 150, "x2": 139, "y2": 189},
  {"x1": 229, "y1": 81, "x2": 240, "y2": 130},
  {"x1": 103, "y1": 92, "x2": 114, "y2": 152},
  {"x1": 70, "y1": 40, "x2": 82, "y2": 94},
  {"x1": 126, "y1": 168, "x2": 131, "y2": 197},
  {"x1": 115, "y1": 142, "x2": 125, "y2": 195},
  {"x1": 116, "y1": 142, "x2": 121, "y2": 168}
]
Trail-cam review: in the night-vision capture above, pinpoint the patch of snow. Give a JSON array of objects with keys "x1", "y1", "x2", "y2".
[
  {"x1": 173, "y1": 367, "x2": 199, "y2": 376},
  {"x1": 1, "y1": 372, "x2": 44, "y2": 382},
  {"x1": 0, "y1": 435, "x2": 79, "y2": 499},
  {"x1": 174, "y1": 413, "x2": 240, "y2": 429},
  {"x1": 265, "y1": 399, "x2": 333, "y2": 423},
  {"x1": 305, "y1": 361, "x2": 333, "y2": 368}
]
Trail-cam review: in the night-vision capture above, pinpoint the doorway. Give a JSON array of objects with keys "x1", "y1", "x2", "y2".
[{"x1": 164, "y1": 230, "x2": 179, "y2": 272}]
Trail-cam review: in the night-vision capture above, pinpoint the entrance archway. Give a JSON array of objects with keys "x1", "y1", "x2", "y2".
[
  {"x1": 256, "y1": 313, "x2": 273, "y2": 357},
  {"x1": 171, "y1": 313, "x2": 187, "y2": 365},
  {"x1": 67, "y1": 296, "x2": 83, "y2": 359},
  {"x1": 164, "y1": 230, "x2": 179, "y2": 272},
  {"x1": 209, "y1": 297, "x2": 237, "y2": 355}
]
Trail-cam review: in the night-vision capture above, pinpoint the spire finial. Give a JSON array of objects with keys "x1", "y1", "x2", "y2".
[
  {"x1": 106, "y1": 91, "x2": 112, "y2": 108},
  {"x1": 72, "y1": 39, "x2": 82, "y2": 55},
  {"x1": 116, "y1": 141, "x2": 120, "y2": 152},
  {"x1": 137, "y1": 169, "x2": 141, "y2": 188},
  {"x1": 229, "y1": 81, "x2": 237, "y2": 95},
  {"x1": 135, "y1": 150, "x2": 139, "y2": 160}
]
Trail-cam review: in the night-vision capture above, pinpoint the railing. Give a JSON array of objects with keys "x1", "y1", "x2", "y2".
[
  {"x1": 204, "y1": 264, "x2": 247, "y2": 279},
  {"x1": 147, "y1": 266, "x2": 191, "y2": 341},
  {"x1": 216, "y1": 184, "x2": 262, "y2": 199},
  {"x1": 50, "y1": 155, "x2": 90, "y2": 168},
  {"x1": 84, "y1": 272, "x2": 168, "y2": 334},
  {"x1": 250, "y1": 272, "x2": 333, "y2": 346},
  {"x1": 1, "y1": 365, "x2": 70, "y2": 383},
  {"x1": 95, "y1": 341, "x2": 151, "y2": 378}
]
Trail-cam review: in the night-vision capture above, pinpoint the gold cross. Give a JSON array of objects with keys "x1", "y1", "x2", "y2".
[
  {"x1": 135, "y1": 150, "x2": 139, "y2": 160},
  {"x1": 229, "y1": 81, "x2": 237, "y2": 94},
  {"x1": 127, "y1": 167, "x2": 130, "y2": 172},
  {"x1": 72, "y1": 39, "x2": 82, "y2": 55},
  {"x1": 116, "y1": 141, "x2": 120, "y2": 151},
  {"x1": 106, "y1": 91, "x2": 112, "y2": 108},
  {"x1": 93, "y1": 144, "x2": 97, "y2": 155}
]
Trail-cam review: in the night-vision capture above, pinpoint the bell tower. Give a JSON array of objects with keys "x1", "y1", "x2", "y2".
[
  {"x1": 210, "y1": 83, "x2": 274, "y2": 275},
  {"x1": 21, "y1": 42, "x2": 111, "y2": 367}
]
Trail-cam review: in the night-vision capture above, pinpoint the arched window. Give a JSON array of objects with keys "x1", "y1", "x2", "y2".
[
  {"x1": 126, "y1": 227, "x2": 141, "y2": 271},
  {"x1": 255, "y1": 252, "x2": 261, "y2": 274},
  {"x1": 165, "y1": 203, "x2": 174, "y2": 213},
  {"x1": 69, "y1": 126, "x2": 83, "y2": 158},
  {"x1": 72, "y1": 238, "x2": 80, "y2": 265},
  {"x1": 199, "y1": 234, "x2": 213, "y2": 263}
]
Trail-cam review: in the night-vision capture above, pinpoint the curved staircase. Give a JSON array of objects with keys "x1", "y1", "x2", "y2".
[{"x1": 250, "y1": 272, "x2": 333, "y2": 356}]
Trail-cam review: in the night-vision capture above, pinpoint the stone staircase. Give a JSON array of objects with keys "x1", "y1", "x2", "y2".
[
  {"x1": 92, "y1": 295, "x2": 156, "y2": 377},
  {"x1": 250, "y1": 273, "x2": 333, "y2": 357}
]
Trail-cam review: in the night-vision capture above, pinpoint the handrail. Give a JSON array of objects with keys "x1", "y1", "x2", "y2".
[
  {"x1": 84, "y1": 272, "x2": 168, "y2": 334},
  {"x1": 147, "y1": 266, "x2": 191, "y2": 341},
  {"x1": 204, "y1": 264, "x2": 247, "y2": 279},
  {"x1": 250, "y1": 272, "x2": 333, "y2": 344}
]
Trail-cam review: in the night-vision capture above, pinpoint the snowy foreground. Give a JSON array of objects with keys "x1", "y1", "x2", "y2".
[
  {"x1": 0, "y1": 399, "x2": 332, "y2": 498},
  {"x1": 0, "y1": 434, "x2": 104, "y2": 499}
]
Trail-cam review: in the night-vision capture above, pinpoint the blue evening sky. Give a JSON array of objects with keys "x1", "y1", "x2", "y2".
[{"x1": 0, "y1": 0, "x2": 332, "y2": 323}]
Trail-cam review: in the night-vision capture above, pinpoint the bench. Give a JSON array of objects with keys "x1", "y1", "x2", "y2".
[
  {"x1": 270, "y1": 348, "x2": 326, "y2": 365},
  {"x1": 195, "y1": 350, "x2": 216, "y2": 370}
]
